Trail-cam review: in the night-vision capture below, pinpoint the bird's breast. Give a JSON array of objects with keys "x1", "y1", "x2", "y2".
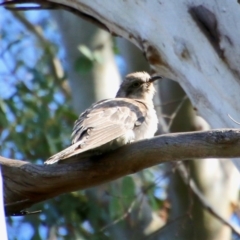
[{"x1": 134, "y1": 107, "x2": 158, "y2": 140}]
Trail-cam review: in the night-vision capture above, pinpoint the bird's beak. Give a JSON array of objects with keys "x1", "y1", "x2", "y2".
[{"x1": 149, "y1": 75, "x2": 162, "y2": 83}]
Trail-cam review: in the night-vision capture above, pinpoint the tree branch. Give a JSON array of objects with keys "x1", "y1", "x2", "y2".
[
  {"x1": 177, "y1": 163, "x2": 240, "y2": 237},
  {"x1": 1, "y1": 129, "x2": 240, "y2": 216}
]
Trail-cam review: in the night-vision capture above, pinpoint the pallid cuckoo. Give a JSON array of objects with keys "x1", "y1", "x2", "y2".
[{"x1": 45, "y1": 72, "x2": 161, "y2": 164}]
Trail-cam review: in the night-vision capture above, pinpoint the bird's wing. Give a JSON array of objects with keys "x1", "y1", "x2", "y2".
[{"x1": 45, "y1": 98, "x2": 147, "y2": 164}]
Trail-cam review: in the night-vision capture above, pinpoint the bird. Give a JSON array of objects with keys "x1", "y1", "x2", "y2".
[{"x1": 45, "y1": 72, "x2": 161, "y2": 164}]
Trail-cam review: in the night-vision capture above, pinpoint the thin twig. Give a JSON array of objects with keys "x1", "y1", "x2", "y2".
[
  {"x1": 12, "y1": 12, "x2": 71, "y2": 98},
  {"x1": 168, "y1": 95, "x2": 188, "y2": 130},
  {"x1": 155, "y1": 97, "x2": 187, "y2": 107},
  {"x1": 4, "y1": 199, "x2": 30, "y2": 207},
  {"x1": 144, "y1": 214, "x2": 189, "y2": 240},
  {"x1": 100, "y1": 195, "x2": 140, "y2": 232},
  {"x1": 228, "y1": 114, "x2": 240, "y2": 125},
  {"x1": 177, "y1": 163, "x2": 240, "y2": 237},
  {"x1": 10, "y1": 210, "x2": 42, "y2": 216}
]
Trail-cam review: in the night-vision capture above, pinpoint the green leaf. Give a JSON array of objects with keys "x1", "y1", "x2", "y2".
[
  {"x1": 148, "y1": 192, "x2": 159, "y2": 211},
  {"x1": 78, "y1": 45, "x2": 94, "y2": 60},
  {"x1": 45, "y1": 133, "x2": 58, "y2": 155},
  {"x1": 109, "y1": 196, "x2": 122, "y2": 219},
  {"x1": 142, "y1": 169, "x2": 155, "y2": 183},
  {"x1": 0, "y1": 100, "x2": 8, "y2": 129},
  {"x1": 122, "y1": 176, "x2": 135, "y2": 198},
  {"x1": 75, "y1": 56, "x2": 93, "y2": 73},
  {"x1": 121, "y1": 176, "x2": 135, "y2": 207},
  {"x1": 93, "y1": 52, "x2": 103, "y2": 64},
  {"x1": 112, "y1": 37, "x2": 120, "y2": 54}
]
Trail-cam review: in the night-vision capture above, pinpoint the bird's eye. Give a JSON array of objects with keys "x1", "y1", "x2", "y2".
[{"x1": 132, "y1": 82, "x2": 141, "y2": 88}]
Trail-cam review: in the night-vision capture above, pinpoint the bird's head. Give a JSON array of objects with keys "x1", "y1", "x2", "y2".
[{"x1": 116, "y1": 72, "x2": 162, "y2": 101}]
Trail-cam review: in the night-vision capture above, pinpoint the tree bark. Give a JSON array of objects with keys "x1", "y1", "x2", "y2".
[{"x1": 2, "y1": 129, "x2": 240, "y2": 216}]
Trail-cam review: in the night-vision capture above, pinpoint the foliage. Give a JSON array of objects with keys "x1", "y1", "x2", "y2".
[
  {"x1": 0, "y1": 10, "x2": 74, "y2": 161},
  {"x1": 75, "y1": 45, "x2": 104, "y2": 73}
]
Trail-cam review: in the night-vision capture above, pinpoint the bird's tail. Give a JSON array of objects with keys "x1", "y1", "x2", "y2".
[{"x1": 44, "y1": 143, "x2": 81, "y2": 165}]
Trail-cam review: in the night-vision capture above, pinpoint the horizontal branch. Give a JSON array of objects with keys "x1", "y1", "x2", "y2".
[{"x1": 1, "y1": 129, "x2": 240, "y2": 216}]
